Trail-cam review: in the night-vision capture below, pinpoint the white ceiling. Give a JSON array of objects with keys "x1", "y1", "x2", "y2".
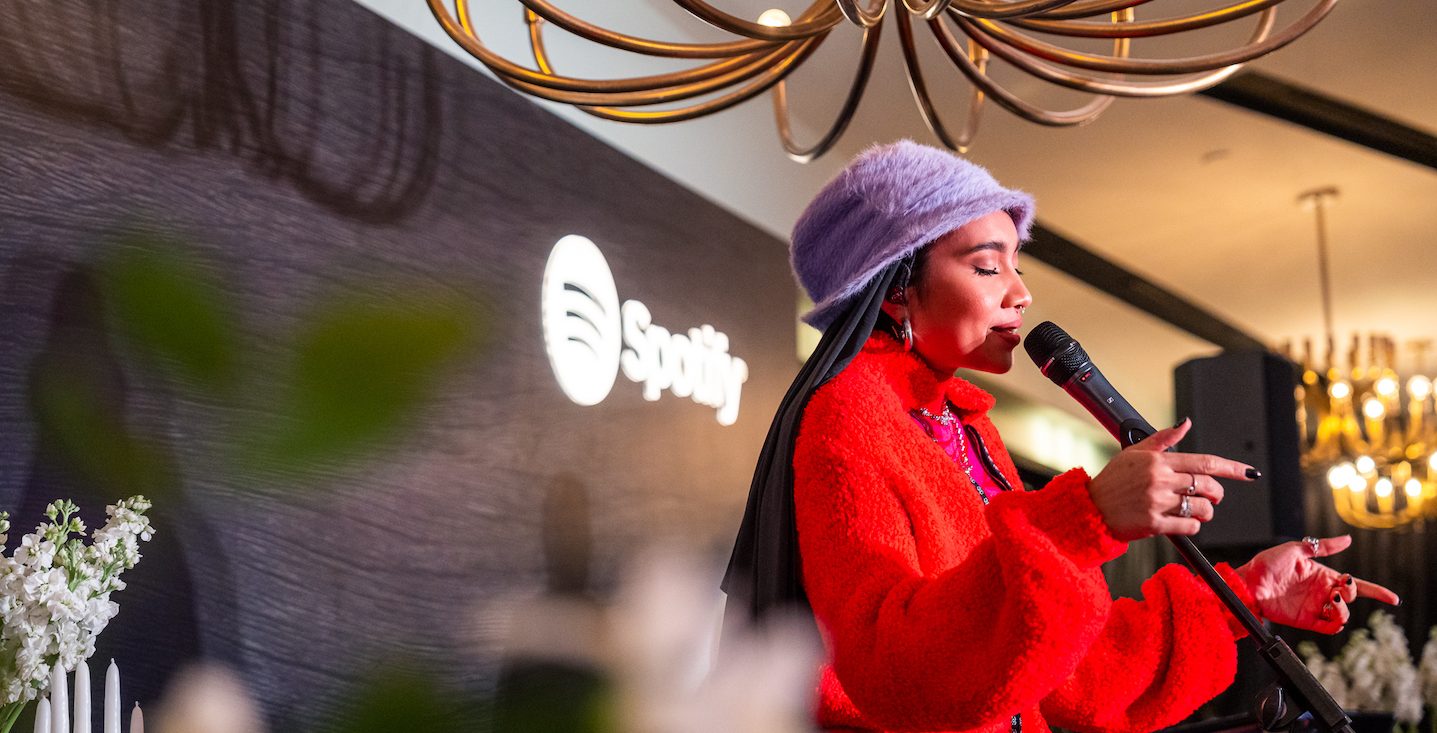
[{"x1": 359, "y1": 0, "x2": 1437, "y2": 429}]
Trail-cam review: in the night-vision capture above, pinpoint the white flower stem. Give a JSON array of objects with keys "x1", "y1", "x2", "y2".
[{"x1": 0, "y1": 701, "x2": 25, "y2": 733}]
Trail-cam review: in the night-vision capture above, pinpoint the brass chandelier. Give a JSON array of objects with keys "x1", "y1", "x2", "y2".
[
  {"x1": 1287, "y1": 188, "x2": 1437, "y2": 530},
  {"x1": 427, "y1": 0, "x2": 1339, "y2": 161}
]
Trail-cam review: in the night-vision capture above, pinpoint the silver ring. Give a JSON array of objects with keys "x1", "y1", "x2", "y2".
[
  {"x1": 1186, "y1": 475, "x2": 1197, "y2": 496},
  {"x1": 1304, "y1": 536, "x2": 1321, "y2": 556},
  {"x1": 1179, "y1": 495, "x2": 1193, "y2": 518}
]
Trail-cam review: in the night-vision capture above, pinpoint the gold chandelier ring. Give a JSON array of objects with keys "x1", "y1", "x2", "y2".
[
  {"x1": 517, "y1": 0, "x2": 782, "y2": 58},
  {"x1": 946, "y1": 0, "x2": 1088, "y2": 20},
  {"x1": 963, "y1": 0, "x2": 1336, "y2": 76},
  {"x1": 1031, "y1": 0, "x2": 1152, "y2": 21},
  {"x1": 931, "y1": 15, "x2": 1114, "y2": 126},
  {"x1": 898, "y1": 11, "x2": 990, "y2": 149},
  {"x1": 518, "y1": 32, "x2": 814, "y2": 107},
  {"x1": 434, "y1": 0, "x2": 786, "y2": 94},
  {"x1": 522, "y1": 6, "x2": 813, "y2": 100},
  {"x1": 774, "y1": 12, "x2": 884, "y2": 162},
  {"x1": 576, "y1": 34, "x2": 829, "y2": 124},
  {"x1": 837, "y1": 0, "x2": 891, "y2": 28},
  {"x1": 955, "y1": 14, "x2": 1254, "y2": 98},
  {"x1": 901, "y1": 0, "x2": 955, "y2": 20},
  {"x1": 1008, "y1": 0, "x2": 1286, "y2": 38},
  {"x1": 670, "y1": 0, "x2": 845, "y2": 41}
]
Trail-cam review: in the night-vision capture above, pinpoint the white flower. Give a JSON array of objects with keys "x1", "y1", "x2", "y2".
[
  {"x1": 1298, "y1": 641, "x2": 1350, "y2": 709},
  {"x1": 15, "y1": 536, "x2": 56, "y2": 569},
  {"x1": 1325, "y1": 611, "x2": 1423, "y2": 722},
  {"x1": 472, "y1": 548, "x2": 821, "y2": 733},
  {"x1": 0, "y1": 496, "x2": 153, "y2": 704},
  {"x1": 608, "y1": 550, "x2": 819, "y2": 733}
]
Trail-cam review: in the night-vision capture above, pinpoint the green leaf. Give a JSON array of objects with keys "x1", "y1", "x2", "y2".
[
  {"x1": 29, "y1": 364, "x2": 174, "y2": 499},
  {"x1": 325, "y1": 671, "x2": 482, "y2": 733},
  {"x1": 99, "y1": 232, "x2": 239, "y2": 392},
  {"x1": 491, "y1": 663, "x2": 615, "y2": 733},
  {"x1": 253, "y1": 292, "x2": 482, "y2": 468}
]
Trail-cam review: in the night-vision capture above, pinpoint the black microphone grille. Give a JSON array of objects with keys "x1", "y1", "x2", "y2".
[{"x1": 1023, "y1": 321, "x2": 1089, "y2": 382}]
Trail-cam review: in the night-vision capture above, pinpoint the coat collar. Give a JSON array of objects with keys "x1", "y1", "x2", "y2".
[{"x1": 862, "y1": 332, "x2": 997, "y2": 416}]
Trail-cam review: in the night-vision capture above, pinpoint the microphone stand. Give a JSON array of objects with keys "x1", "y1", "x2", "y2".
[{"x1": 1118, "y1": 423, "x2": 1353, "y2": 733}]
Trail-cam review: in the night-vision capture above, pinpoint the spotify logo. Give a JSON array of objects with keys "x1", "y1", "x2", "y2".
[
  {"x1": 540, "y1": 235, "x2": 749, "y2": 425},
  {"x1": 541, "y1": 235, "x2": 623, "y2": 406}
]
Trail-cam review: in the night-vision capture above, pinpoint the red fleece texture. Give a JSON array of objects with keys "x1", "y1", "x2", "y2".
[{"x1": 793, "y1": 336, "x2": 1256, "y2": 733}]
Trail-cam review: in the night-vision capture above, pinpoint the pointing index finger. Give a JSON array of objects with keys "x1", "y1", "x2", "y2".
[
  {"x1": 1355, "y1": 577, "x2": 1400, "y2": 606},
  {"x1": 1130, "y1": 418, "x2": 1191, "y2": 453},
  {"x1": 1163, "y1": 452, "x2": 1256, "y2": 481}
]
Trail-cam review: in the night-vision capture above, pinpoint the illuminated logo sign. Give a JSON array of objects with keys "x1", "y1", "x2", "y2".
[
  {"x1": 540, "y1": 235, "x2": 749, "y2": 425},
  {"x1": 541, "y1": 235, "x2": 623, "y2": 406}
]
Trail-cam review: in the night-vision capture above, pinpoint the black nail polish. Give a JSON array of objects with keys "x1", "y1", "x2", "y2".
[
  {"x1": 1173, "y1": 417, "x2": 1188, "y2": 429},
  {"x1": 1245, "y1": 467, "x2": 1262, "y2": 480},
  {"x1": 1345, "y1": 577, "x2": 1354, "y2": 586},
  {"x1": 1333, "y1": 594, "x2": 1342, "y2": 604}
]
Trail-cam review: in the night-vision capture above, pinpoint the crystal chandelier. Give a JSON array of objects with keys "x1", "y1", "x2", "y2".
[
  {"x1": 1287, "y1": 188, "x2": 1437, "y2": 530},
  {"x1": 426, "y1": 0, "x2": 1338, "y2": 161}
]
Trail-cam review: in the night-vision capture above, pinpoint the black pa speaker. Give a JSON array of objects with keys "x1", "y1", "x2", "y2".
[{"x1": 1174, "y1": 351, "x2": 1306, "y2": 549}]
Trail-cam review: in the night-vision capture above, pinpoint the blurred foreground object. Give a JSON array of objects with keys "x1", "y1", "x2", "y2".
[
  {"x1": 150, "y1": 666, "x2": 261, "y2": 733},
  {"x1": 1296, "y1": 611, "x2": 1428, "y2": 726},
  {"x1": 428, "y1": 0, "x2": 1338, "y2": 159},
  {"x1": 482, "y1": 550, "x2": 820, "y2": 732}
]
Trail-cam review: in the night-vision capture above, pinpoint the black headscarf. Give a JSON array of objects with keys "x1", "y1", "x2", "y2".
[{"x1": 721, "y1": 262, "x2": 902, "y2": 622}]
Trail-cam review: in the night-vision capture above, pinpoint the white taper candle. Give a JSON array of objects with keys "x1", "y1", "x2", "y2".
[
  {"x1": 102, "y1": 661, "x2": 119, "y2": 733},
  {"x1": 72, "y1": 660, "x2": 90, "y2": 733},
  {"x1": 127, "y1": 705, "x2": 141, "y2": 733},
  {"x1": 48, "y1": 665, "x2": 68, "y2": 733},
  {"x1": 33, "y1": 697, "x2": 50, "y2": 733}
]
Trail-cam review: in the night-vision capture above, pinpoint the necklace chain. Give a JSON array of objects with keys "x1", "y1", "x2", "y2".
[
  {"x1": 911, "y1": 403, "x2": 1017, "y2": 733},
  {"x1": 913, "y1": 403, "x2": 987, "y2": 506}
]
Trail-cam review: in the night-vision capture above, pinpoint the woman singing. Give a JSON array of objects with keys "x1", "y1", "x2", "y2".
[{"x1": 723, "y1": 140, "x2": 1397, "y2": 733}]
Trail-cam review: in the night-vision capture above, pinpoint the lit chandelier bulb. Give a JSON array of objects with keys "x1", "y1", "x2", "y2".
[
  {"x1": 1375, "y1": 478, "x2": 1394, "y2": 498},
  {"x1": 1329, "y1": 381, "x2": 1352, "y2": 400},
  {"x1": 1408, "y1": 375, "x2": 1433, "y2": 400},
  {"x1": 1405, "y1": 478, "x2": 1423, "y2": 498},
  {"x1": 1362, "y1": 398, "x2": 1386, "y2": 420},
  {"x1": 1348, "y1": 476, "x2": 1368, "y2": 493},
  {"x1": 1355, "y1": 455, "x2": 1377, "y2": 474},
  {"x1": 757, "y1": 8, "x2": 792, "y2": 27},
  {"x1": 1327, "y1": 463, "x2": 1356, "y2": 489},
  {"x1": 1375, "y1": 376, "x2": 1400, "y2": 398},
  {"x1": 1429, "y1": 452, "x2": 1437, "y2": 472}
]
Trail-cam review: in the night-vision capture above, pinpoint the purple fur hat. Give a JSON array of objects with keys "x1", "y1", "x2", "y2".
[{"x1": 792, "y1": 140, "x2": 1035, "y2": 332}]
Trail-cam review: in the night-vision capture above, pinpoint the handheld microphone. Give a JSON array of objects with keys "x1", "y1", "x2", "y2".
[{"x1": 1023, "y1": 321, "x2": 1157, "y2": 449}]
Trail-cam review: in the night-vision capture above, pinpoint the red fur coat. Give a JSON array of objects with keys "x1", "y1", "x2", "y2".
[{"x1": 793, "y1": 335, "x2": 1256, "y2": 733}]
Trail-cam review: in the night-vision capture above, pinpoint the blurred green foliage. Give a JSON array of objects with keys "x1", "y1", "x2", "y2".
[
  {"x1": 324, "y1": 671, "x2": 482, "y2": 733},
  {"x1": 320, "y1": 663, "x2": 616, "y2": 733},
  {"x1": 100, "y1": 234, "x2": 239, "y2": 392},
  {"x1": 492, "y1": 663, "x2": 615, "y2": 733},
  {"x1": 254, "y1": 293, "x2": 480, "y2": 469},
  {"x1": 24, "y1": 224, "x2": 489, "y2": 497},
  {"x1": 30, "y1": 364, "x2": 172, "y2": 498}
]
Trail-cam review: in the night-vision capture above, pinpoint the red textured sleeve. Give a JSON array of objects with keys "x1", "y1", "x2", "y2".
[
  {"x1": 794, "y1": 399, "x2": 1130, "y2": 731},
  {"x1": 1038, "y1": 562, "x2": 1259, "y2": 733}
]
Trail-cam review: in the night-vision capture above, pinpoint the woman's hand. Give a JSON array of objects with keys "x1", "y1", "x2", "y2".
[
  {"x1": 1235, "y1": 535, "x2": 1399, "y2": 634},
  {"x1": 1087, "y1": 419, "x2": 1256, "y2": 541}
]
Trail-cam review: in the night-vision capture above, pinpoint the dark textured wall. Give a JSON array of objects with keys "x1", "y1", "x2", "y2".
[{"x1": 0, "y1": 0, "x2": 793, "y2": 727}]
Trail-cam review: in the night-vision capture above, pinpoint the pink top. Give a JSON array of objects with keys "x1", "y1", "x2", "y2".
[{"x1": 910, "y1": 407, "x2": 1004, "y2": 501}]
